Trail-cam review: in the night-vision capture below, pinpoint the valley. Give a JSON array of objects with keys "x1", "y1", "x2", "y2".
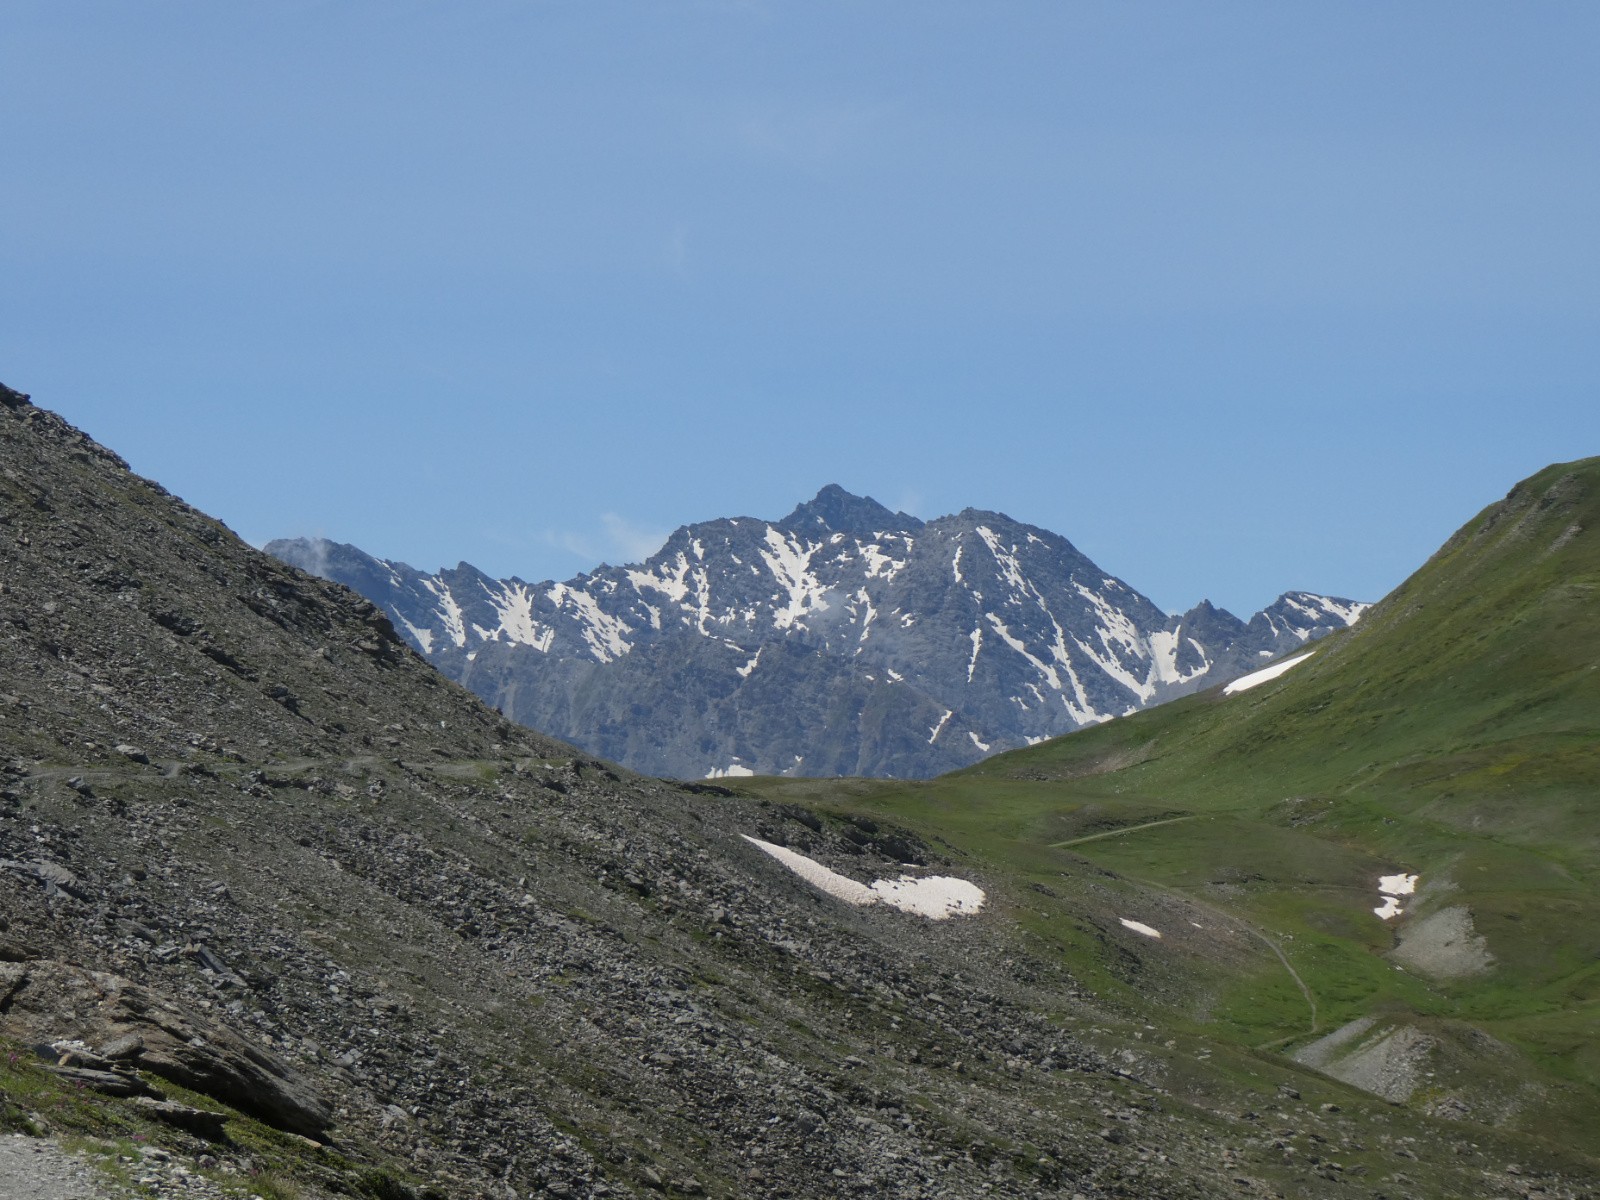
[
  {"x1": 735, "y1": 456, "x2": 1600, "y2": 1166},
  {"x1": 1, "y1": 383, "x2": 1596, "y2": 1199}
]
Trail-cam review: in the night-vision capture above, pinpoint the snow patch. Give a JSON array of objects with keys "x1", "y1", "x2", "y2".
[
  {"x1": 986, "y1": 613, "x2": 1061, "y2": 692},
  {"x1": 1145, "y1": 628, "x2": 1210, "y2": 689},
  {"x1": 547, "y1": 583, "x2": 633, "y2": 663},
  {"x1": 1374, "y1": 873, "x2": 1419, "y2": 920},
  {"x1": 968, "y1": 731, "x2": 990, "y2": 753},
  {"x1": 853, "y1": 587, "x2": 877, "y2": 645},
  {"x1": 975, "y1": 526, "x2": 1029, "y2": 599},
  {"x1": 867, "y1": 875, "x2": 986, "y2": 919},
  {"x1": 627, "y1": 552, "x2": 694, "y2": 604},
  {"x1": 422, "y1": 580, "x2": 468, "y2": 649},
  {"x1": 741, "y1": 837, "x2": 985, "y2": 920},
  {"x1": 1146, "y1": 629, "x2": 1181, "y2": 685},
  {"x1": 706, "y1": 763, "x2": 755, "y2": 779},
  {"x1": 1071, "y1": 584, "x2": 1154, "y2": 701},
  {"x1": 928, "y1": 709, "x2": 953, "y2": 744},
  {"x1": 1223, "y1": 652, "x2": 1314, "y2": 695},
  {"x1": 760, "y1": 528, "x2": 830, "y2": 630},
  {"x1": 1284, "y1": 593, "x2": 1370, "y2": 628},
  {"x1": 398, "y1": 617, "x2": 435, "y2": 655},
  {"x1": 487, "y1": 581, "x2": 554, "y2": 651},
  {"x1": 1328, "y1": 598, "x2": 1371, "y2": 625},
  {"x1": 858, "y1": 540, "x2": 908, "y2": 581}
]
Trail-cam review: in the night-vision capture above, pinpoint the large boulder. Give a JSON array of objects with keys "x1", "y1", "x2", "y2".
[{"x1": 0, "y1": 959, "x2": 331, "y2": 1139}]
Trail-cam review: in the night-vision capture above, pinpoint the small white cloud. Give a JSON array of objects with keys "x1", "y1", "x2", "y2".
[
  {"x1": 600, "y1": 512, "x2": 668, "y2": 562},
  {"x1": 542, "y1": 514, "x2": 666, "y2": 567},
  {"x1": 892, "y1": 488, "x2": 925, "y2": 519},
  {"x1": 541, "y1": 529, "x2": 601, "y2": 562}
]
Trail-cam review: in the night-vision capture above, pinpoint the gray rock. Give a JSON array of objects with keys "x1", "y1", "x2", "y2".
[
  {"x1": 40, "y1": 1065, "x2": 158, "y2": 1099},
  {"x1": 0, "y1": 960, "x2": 331, "y2": 1139},
  {"x1": 130, "y1": 1096, "x2": 230, "y2": 1139}
]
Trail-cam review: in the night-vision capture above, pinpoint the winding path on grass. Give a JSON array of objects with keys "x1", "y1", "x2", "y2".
[
  {"x1": 1048, "y1": 814, "x2": 1320, "y2": 1035},
  {"x1": 1154, "y1": 884, "x2": 1320, "y2": 1038},
  {"x1": 1048, "y1": 814, "x2": 1198, "y2": 848},
  {"x1": 1235, "y1": 919, "x2": 1318, "y2": 1037}
]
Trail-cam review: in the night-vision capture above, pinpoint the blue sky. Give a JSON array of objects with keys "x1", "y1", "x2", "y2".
[{"x1": 4, "y1": 2, "x2": 1598, "y2": 616}]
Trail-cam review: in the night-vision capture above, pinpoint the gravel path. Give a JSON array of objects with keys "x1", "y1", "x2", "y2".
[{"x1": 0, "y1": 1134, "x2": 113, "y2": 1200}]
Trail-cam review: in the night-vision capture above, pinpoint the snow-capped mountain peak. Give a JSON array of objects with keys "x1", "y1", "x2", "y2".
[{"x1": 268, "y1": 486, "x2": 1366, "y2": 779}]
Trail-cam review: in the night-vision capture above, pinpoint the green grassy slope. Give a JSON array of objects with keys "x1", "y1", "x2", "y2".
[
  {"x1": 978, "y1": 456, "x2": 1600, "y2": 815},
  {"x1": 735, "y1": 457, "x2": 1600, "y2": 1156}
]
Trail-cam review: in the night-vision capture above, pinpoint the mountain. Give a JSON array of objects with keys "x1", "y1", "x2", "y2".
[
  {"x1": 743, "y1": 456, "x2": 1600, "y2": 1174},
  {"x1": 2, "y1": 381, "x2": 1594, "y2": 1198},
  {"x1": 269, "y1": 488, "x2": 1365, "y2": 779}
]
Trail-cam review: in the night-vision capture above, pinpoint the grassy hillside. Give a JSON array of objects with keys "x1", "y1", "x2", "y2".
[{"x1": 737, "y1": 457, "x2": 1600, "y2": 1156}]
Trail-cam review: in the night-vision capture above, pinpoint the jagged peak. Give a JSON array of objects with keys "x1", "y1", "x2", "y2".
[
  {"x1": 264, "y1": 534, "x2": 334, "y2": 556},
  {"x1": 953, "y1": 506, "x2": 1010, "y2": 524},
  {"x1": 777, "y1": 484, "x2": 924, "y2": 537},
  {"x1": 1170, "y1": 598, "x2": 1247, "y2": 634},
  {"x1": 936, "y1": 507, "x2": 1086, "y2": 557}
]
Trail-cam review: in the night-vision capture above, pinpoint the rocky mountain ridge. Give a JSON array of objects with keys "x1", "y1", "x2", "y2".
[{"x1": 270, "y1": 486, "x2": 1365, "y2": 779}]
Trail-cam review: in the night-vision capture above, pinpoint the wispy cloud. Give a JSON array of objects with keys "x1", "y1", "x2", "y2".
[
  {"x1": 600, "y1": 512, "x2": 669, "y2": 562},
  {"x1": 540, "y1": 513, "x2": 668, "y2": 567},
  {"x1": 892, "y1": 488, "x2": 926, "y2": 519}
]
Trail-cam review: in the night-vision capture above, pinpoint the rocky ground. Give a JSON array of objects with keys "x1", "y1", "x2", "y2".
[
  {"x1": 0, "y1": 1132, "x2": 263, "y2": 1200},
  {"x1": 1, "y1": 1133, "x2": 108, "y2": 1200},
  {"x1": 2, "y1": 382, "x2": 1596, "y2": 1199}
]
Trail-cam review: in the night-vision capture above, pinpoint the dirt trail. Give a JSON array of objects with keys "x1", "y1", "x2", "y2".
[
  {"x1": 0, "y1": 1135, "x2": 114, "y2": 1200},
  {"x1": 1048, "y1": 814, "x2": 1198, "y2": 848},
  {"x1": 1046, "y1": 815, "x2": 1319, "y2": 1034}
]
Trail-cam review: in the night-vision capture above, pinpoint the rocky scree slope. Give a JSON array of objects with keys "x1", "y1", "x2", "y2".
[
  {"x1": 271, "y1": 487, "x2": 1364, "y2": 780},
  {"x1": 0, "y1": 381, "x2": 1465, "y2": 1200}
]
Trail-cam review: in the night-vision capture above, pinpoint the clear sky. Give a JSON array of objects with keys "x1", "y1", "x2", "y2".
[{"x1": 4, "y1": 2, "x2": 1598, "y2": 616}]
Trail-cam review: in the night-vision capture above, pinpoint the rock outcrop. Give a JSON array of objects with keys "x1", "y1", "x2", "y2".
[{"x1": 0, "y1": 960, "x2": 331, "y2": 1139}]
